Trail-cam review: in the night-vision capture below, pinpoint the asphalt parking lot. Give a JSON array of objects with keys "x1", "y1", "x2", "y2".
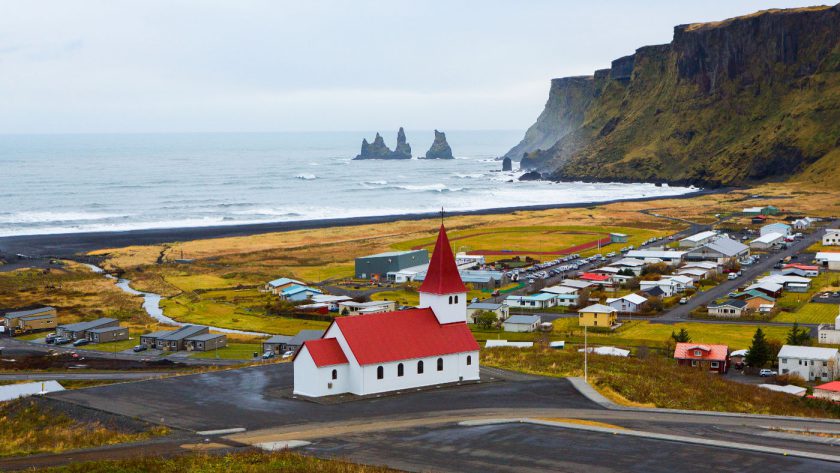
[
  {"x1": 302, "y1": 422, "x2": 836, "y2": 473},
  {"x1": 49, "y1": 364, "x2": 600, "y2": 431}
]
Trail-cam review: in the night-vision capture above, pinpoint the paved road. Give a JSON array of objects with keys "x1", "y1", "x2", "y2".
[
  {"x1": 0, "y1": 372, "x2": 175, "y2": 381},
  {"x1": 657, "y1": 223, "x2": 836, "y2": 321}
]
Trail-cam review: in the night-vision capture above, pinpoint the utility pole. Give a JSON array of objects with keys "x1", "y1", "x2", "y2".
[{"x1": 584, "y1": 325, "x2": 588, "y2": 383}]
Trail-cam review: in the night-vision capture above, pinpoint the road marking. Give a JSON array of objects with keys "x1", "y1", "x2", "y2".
[
  {"x1": 256, "y1": 440, "x2": 311, "y2": 451},
  {"x1": 196, "y1": 427, "x2": 246, "y2": 436}
]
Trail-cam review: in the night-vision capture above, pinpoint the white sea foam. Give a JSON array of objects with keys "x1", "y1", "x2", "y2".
[{"x1": 295, "y1": 173, "x2": 317, "y2": 180}]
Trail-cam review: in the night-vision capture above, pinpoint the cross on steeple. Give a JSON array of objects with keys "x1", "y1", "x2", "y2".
[{"x1": 440, "y1": 207, "x2": 445, "y2": 225}]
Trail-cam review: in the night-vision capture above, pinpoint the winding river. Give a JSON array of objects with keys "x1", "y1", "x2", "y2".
[{"x1": 86, "y1": 264, "x2": 269, "y2": 337}]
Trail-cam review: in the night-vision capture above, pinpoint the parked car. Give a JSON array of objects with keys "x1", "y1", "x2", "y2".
[
  {"x1": 679, "y1": 297, "x2": 688, "y2": 305},
  {"x1": 132, "y1": 344, "x2": 148, "y2": 352},
  {"x1": 727, "y1": 273, "x2": 738, "y2": 280},
  {"x1": 45, "y1": 333, "x2": 57, "y2": 344},
  {"x1": 54, "y1": 337, "x2": 72, "y2": 345},
  {"x1": 72, "y1": 339, "x2": 89, "y2": 347},
  {"x1": 281, "y1": 350, "x2": 295, "y2": 359},
  {"x1": 759, "y1": 369, "x2": 777, "y2": 377},
  {"x1": 262, "y1": 351, "x2": 275, "y2": 359}
]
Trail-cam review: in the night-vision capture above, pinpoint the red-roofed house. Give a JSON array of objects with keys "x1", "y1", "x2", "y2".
[
  {"x1": 813, "y1": 381, "x2": 840, "y2": 402},
  {"x1": 580, "y1": 272, "x2": 613, "y2": 289},
  {"x1": 781, "y1": 264, "x2": 820, "y2": 278},
  {"x1": 293, "y1": 224, "x2": 480, "y2": 397},
  {"x1": 673, "y1": 343, "x2": 729, "y2": 374}
]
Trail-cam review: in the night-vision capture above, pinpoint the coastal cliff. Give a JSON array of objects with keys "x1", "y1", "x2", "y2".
[
  {"x1": 423, "y1": 130, "x2": 454, "y2": 159},
  {"x1": 509, "y1": 4, "x2": 840, "y2": 187},
  {"x1": 354, "y1": 128, "x2": 412, "y2": 160}
]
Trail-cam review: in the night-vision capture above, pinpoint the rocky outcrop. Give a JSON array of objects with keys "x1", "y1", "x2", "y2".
[
  {"x1": 354, "y1": 129, "x2": 412, "y2": 160},
  {"x1": 502, "y1": 156, "x2": 512, "y2": 171},
  {"x1": 423, "y1": 130, "x2": 454, "y2": 159},
  {"x1": 509, "y1": 4, "x2": 840, "y2": 187}
]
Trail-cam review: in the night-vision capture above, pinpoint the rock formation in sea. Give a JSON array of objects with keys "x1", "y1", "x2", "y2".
[
  {"x1": 518, "y1": 171, "x2": 542, "y2": 181},
  {"x1": 354, "y1": 129, "x2": 413, "y2": 160},
  {"x1": 502, "y1": 156, "x2": 512, "y2": 171},
  {"x1": 423, "y1": 130, "x2": 454, "y2": 159}
]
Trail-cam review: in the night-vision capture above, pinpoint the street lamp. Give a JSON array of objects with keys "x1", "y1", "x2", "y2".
[{"x1": 584, "y1": 325, "x2": 588, "y2": 383}]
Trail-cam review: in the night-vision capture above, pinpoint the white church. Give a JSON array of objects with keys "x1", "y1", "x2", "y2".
[{"x1": 293, "y1": 224, "x2": 480, "y2": 397}]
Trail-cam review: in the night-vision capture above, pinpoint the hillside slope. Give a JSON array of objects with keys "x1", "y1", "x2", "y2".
[{"x1": 509, "y1": 4, "x2": 840, "y2": 187}]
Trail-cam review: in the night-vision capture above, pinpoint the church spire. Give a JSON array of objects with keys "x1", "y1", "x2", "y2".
[{"x1": 419, "y1": 224, "x2": 467, "y2": 295}]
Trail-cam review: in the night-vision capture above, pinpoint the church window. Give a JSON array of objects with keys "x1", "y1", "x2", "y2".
[
  {"x1": 331, "y1": 369, "x2": 337, "y2": 380},
  {"x1": 377, "y1": 366, "x2": 384, "y2": 379},
  {"x1": 466, "y1": 355, "x2": 472, "y2": 366},
  {"x1": 437, "y1": 358, "x2": 443, "y2": 371},
  {"x1": 448, "y1": 296, "x2": 453, "y2": 304},
  {"x1": 398, "y1": 363, "x2": 404, "y2": 377},
  {"x1": 417, "y1": 360, "x2": 424, "y2": 374},
  {"x1": 454, "y1": 295, "x2": 459, "y2": 303}
]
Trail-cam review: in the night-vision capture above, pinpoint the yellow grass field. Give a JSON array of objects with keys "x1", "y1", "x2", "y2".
[{"x1": 773, "y1": 303, "x2": 840, "y2": 324}]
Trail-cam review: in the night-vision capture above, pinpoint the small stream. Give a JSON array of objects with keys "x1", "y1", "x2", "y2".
[{"x1": 85, "y1": 264, "x2": 269, "y2": 337}]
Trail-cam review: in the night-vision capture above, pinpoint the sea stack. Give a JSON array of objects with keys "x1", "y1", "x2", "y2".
[
  {"x1": 354, "y1": 129, "x2": 413, "y2": 160},
  {"x1": 502, "y1": 156, "x2": 512, "y2": 171},
  {"x1": 424, "y1": 130, "x2": 454, "y2": 159}
]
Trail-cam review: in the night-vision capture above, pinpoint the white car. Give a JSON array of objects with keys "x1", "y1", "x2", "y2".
[
  {"x1": 759, "y1": 369, "x2": 777, "y2": 377},
  {"x1": 281, "y1": 350, "x2": 295, "y2": 358}
]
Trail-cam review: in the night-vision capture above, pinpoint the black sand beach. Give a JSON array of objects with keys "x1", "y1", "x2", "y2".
[{"x1": 0, "y1": 188, "x2": 728, "y2": 260}]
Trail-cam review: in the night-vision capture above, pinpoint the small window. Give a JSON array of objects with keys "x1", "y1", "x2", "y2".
[
  {"x1": 417, "y1": 360, "x2": 424, "y2": 374},
  {"x1": 332, "y1": 369, "x2": 337, "y2": 380},
  {"x1": 466, "y1": 355, "x2": 472, "y2": 366},
  {"x1": 691, "y1": 360, "x2": 698, "y2": 367},
  {"x1": 437, "y1": 358, "x2": 444, "y2": 371},
  {"x1": 710, "y1": 361, "x2": 719, "y2": 369},
  {"x1": 448, "y1": 296, "x2": 453, "y2": 304},
  {"x1": 694, "y1": 350, "x2": 702, "y2": 357},
  {"x1": 454, "y1": 295, "x2": 459, "y2": 303},
  {"x1": 397, "y1": 363, "x2": 404, "y2": 377},
  {"x1": 377, "y1": 366, "x2": 384, "y2": 379}
]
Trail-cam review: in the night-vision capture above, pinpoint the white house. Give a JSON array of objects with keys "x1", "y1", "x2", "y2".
[
  {"x1": 503, "y1": 315, "x2": 541, "y2": 333},
  {"x1": 505, "y1": 293, "x2": 557, "y2": 309},
  {"x1": 485, "y1": 340, "x2": 533, "y2": 348},
  {"x1": 676, "y1": 268, "x2": 710, "y2": 282},
  {"x1": 640, "y1": 279, "x2": 679, "y2": 297},
  {"x1": 662, "y1": 275, "x2": 694, "y2": 292},
  {"x1": 818, "y1": 308, "x2": 840, "y2": 345},
  {"x1": 792, "y1": 217, "x2": 817, "y2": 230},
  {"x1": 750, "y1": 232, "x2": 784, "y2": 250},
  {"x1": 467, "y1": 302, "x2": 509, "y2": 323},
  {"x1": 606, "y1": 293, "x2": 648, "y2": 314},
  {"x1": 778, "y1": 345, "x2": 840, "y2": 382},
  {"x1": 610, "y1": 258, "x2": 646, "y2": 275},
  {"x1": 293, "y1": 224, "x2": 479, "y2": 398},
  {"x1": 679, "y1": 231, "x2": 718, "y2": 248},
  {"x1": 760, "y1": 223, "x2": 792, "y2": 236},
  {"x1": 707, "y1": 299, "x2": 748, "y2": 318},
  {"x1": 540, "y1": 286, "x2": 579, "y2": 306},
  {"x1": 310, "y1": 294, "x2": 353, "y2": 312},
  {"x1": 815, "y1": 252, "x2": 840, "y2": 271},
  {"x1": 824, "y1": 229, "x2": 840, "y2": 246},
  {"x1": 338, "y1": 300, "x2": 396, "y2": 316}
]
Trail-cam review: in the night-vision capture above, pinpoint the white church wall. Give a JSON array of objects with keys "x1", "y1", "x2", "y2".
[
  {"x1": 419, "y1": 292, "x2": 467, "y2": 324},
  {"x1": 354, "y1": 351, "x2": 479, "y2": 395},
  {"x1": 292, "y1": 345, "x2": 350, "y2": 397}
]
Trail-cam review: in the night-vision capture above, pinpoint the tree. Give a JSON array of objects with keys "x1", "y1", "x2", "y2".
[
  {"x1": 745, "y1": 328, "x2": 771, "y2": 368},
  {"x1": 671, "y1": 328, "x2": 691, "y2": 343},
  {"x1": 474, "y1": 310, "x2": 499, "y2": 329},
  {"x1": 576, "y1": 288, "x2": 591, "y2": 308},
  {"x1": 785, "y1": 322, "x2": 811, "y2": 346}
]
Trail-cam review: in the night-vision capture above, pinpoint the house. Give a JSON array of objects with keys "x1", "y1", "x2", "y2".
[
  {"x1": 1, "y1": 306, "x2": 57, "y2": 335},
  {"x1": 676, "y1": 267, "x2": 710, "y2": 282},
  {"x1": 355, "y1": 249, "x2": 429, "y2": 280},
  {"x1": 56, "y1": 318, "x2": 119, "y2": 340},
  {"x1": 757, "y1": 274, "x2": 811, "y2": 292},
  {"x1": 610, "y1": 258, "x2": 646, "y2": 275},
  {"x1": 310, "y1": 294, "x2": 353, "y2": 312},
  {"x1": 577, "y1": 304, "x2": 618, "y2": 328},
  {"x1": 792, "y1": 217, "x2": 816, "y2": 230},
  {"x1": 760, "y1": 223, "x2": 792, "y2": 236},
  {"x1": 782, "y1": 264, "x2": 820, "y2": 278},
  {"x1": 280, "y1": 285, "x2": 323, "y2": 302},
  {"x1": 751, "y1": 215, "x2": 768, "y2": 224},
  {"x1": 606, "y1": 293, "x2": 648, "y2": 314},
  {"x1": 559, "y1": 279, "x2": 595, "y2": 291},
  {"x1": 264, "y1": 277, "x2": 304, "y2": 295},
  {"x1": 503, "y1": 315, "x2": 541, "y2": 333},
  {"x1": 815, "y1": 252, "x2": 840, "y2": 271},
  {"x1": 684, "y1": 237, "x2": 749, "y2": 264},
  {"x1": 679, "y1": 231, "x2": 718, "y2": 248},
  {"x1": 467, "y1": 303, "x2": 509, "y2": 323},
  {"x1": 610, "y1": 233, "x2": 629, "y2": 243},
  {"x1": 813, "y1": 381, "x2": 840, "y2": 402},
  {"x1": 707, "y1": 299, "x2": 748, "y2": 318},
  {"x1": 778, "y1": 345, "x2": 840, "y2": 382},
  {"x1": 729, "y1": 348, "x2": 748, "y2": 365},
  {"x1": 262, "y1": 329, "x2": 325, "y2": 355},
  {"x1": 505, "y1": 293, "x2": 557, "y2": 309},
  {"x1": 139, "y1": 325, "x2": 226, "y2": 352},
  {"x1": 674, "y1": 343, "x2": 728, "y2": 373},
  {"x1": 661, "y1": 275, "x2": 694, "y2": 292},
  {"x1": 338, "y1": 300, "x2": 396, "y2": 316},
  {"x1": 823, "y1": 229, "x2": 840, "y2": 246},
  {"x1": 540, "y1": 286, "x2": 579, "y2": 306},
  {"x1": 640, "y1": 285, "x2": 666, "y2": 299},
  {"x1": 578, "y1": 346, "x2": 630, "y2": 357},
  {"x1": 745, "y1": 281, "x2": 784, "y2": 299},
  {"x1": 817, "y1": 309, "x2": 840, "y2": 345},
  {"x1": 750, "y1": 232, "x2": 784, "y2": 250},
  {"x1": 293, "y1": 224, "x2": 480, "y2": 398},
  {"x1": 625, "y1": 250, "x2": 686, "y2": 266},
  {"x1": 731, "y1": 290, "x2": 775, "y2": 311},
  {"x1": 86, "y1": 326, "x2": 129, "y2": 344},
  {"x1": 743, "y1": 205, "x2": 780, "y2": 216},
  {"x1": 579, "y1": 272, "x2": 613, "y2": 288},
  {"x1": 639, "y1": 279, "x2": 679, "y2": 297}
]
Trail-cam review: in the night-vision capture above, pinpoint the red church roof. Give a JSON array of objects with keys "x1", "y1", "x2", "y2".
[
  {"x1": 300, "y1": 338, "x2": 348, "y2": 367},
  {"x1": 419, "y1": 224, "x2": 467, "y2": 295},
  {"x1": 333, "y1": 308, "x2": 478, "y2": 365},
  {"x1": 673, "y1": 343, "x2": 728, "y2": 362}
]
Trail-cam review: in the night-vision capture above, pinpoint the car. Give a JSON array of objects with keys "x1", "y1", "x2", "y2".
[
  {"x1": 679, "y1": 297, "x2": 688, "y2": 305},
  {"x1": 281, "y1": 350, "x2": 295, "y2": 359},
  {"x1": 471, "y1": 297, "x2": 479, "y2": 303},
  {"x1": 132, "y1": 344, "x2": 148, "y2": 352},
  {"x1": 262, "y1": 351, "x2": 276, "y2": 359},
  {"x1": 759, "y1": 369, "x2": 777, "y2": 377},
  {"x1": 54, "y1": 337, "x2": 72, "y2": 345},
  {"x1": 72, "y1": 339, "x2": 89, "y2": 347},
  {"x1": 727, "y1": 273, "x2": 737, "y2": 280},
  {"x1": 45, "y1": 334, "x2": 57, "y2": 344}
]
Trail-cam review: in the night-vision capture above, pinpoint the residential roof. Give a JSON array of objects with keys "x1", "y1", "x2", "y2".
[
  {"x1": 701, "y1": 237, "x2": 749, "y2": 257},
  {"x1": 751, "y1": 232, "x2": 785, "y2": 245},
  {"x1": 815, "y1": 252, "x2": 840, "y2": 262},
  {"x1": 578, "y1": 304, "x2": 617, "y2": 314},
  {"x1": 758, "y1": 384, "x2": 807, "y2": 396},
  {"x1": 311, "y1": 294, "x2": 353, "y2": 303},
  {"x1": 87, "y1": 326, "x2": 127, "y2": 334},
  {"x1": 612, "y1": 258, "x2": 646, "y2": 267},
  {"x1": 504, "y1": 315, "x2": 541, "y2": 325},
  {"x1": 332, "y1": 308, "x2": 478, "y2": 365},
  {"x1": 560, "y1": 279, "x2": 594, "y2": 289},
  {"x1": 506, "y1": 293, "x2": 557, "y2": 302},
  {"x1": 187, "y1": 333, "x2": 225, "y2": 341},
  {"x1": 485, "y1": 340, "x2": 533, "y2": 348},
  {"x1": 620, "y1": 293, "x2": 648, "y2": 305},
  {"x1": 541, "y1": 285, "x2": 578, "y2": 295},
  {"x1": 267, "y1": 277, "x2": 303, "y2": 288},
  {"x1": 682, "y1": 262, "x2": 718, "y2": 269},
  {"x1": 281, "y1": 285, "x2": 322, "y2": 296},
  {"x1": 580, "y1": 272, "x2": 611, "y2": 282},
  {"x1": 418, "y1": 225, "x2": 467, "y2": 295},
  {"x1": 302, "y1": 338, "x2": 349, "y2": 367},
  {"x1": 468, "y1": 303, "x2": 505, "y2": 311},
  {"x1": 783, "y1": 263, "x2": 819, "y2": 271},
  {"x1": 708, "y1": 299, "x2": 747, "y2": 309},
  {"x1": 158, "y1": 325, "x2": 207, "y2": 341},
  {"x1": 681, "y1": 231, "x2": 718, "y2": 243},
  {"x1": 626, "y1": 250, "x2": 686, "y2": 260},
  {"x1": 730, "y1": 349, "x2": 749, "y2": 357},
  {"x1": 677, "y1": 268, "x2": 708, "y2": 277},
  {"x1": 1, "y1": 306, "x2": 55, "y2": 320},
  {"x1": 759, "y1": 274, "x2": 811, "y2": 285},
  {"x1": 140, "y1": 330, "x2": 174, "y2": 339},
  {"x1": 814, "y1": 381, "x2": 840, "y2": 393},
  {"x1": 733, "y1": 290, "x2": 775, "y2": 302},
  {"x1": 746, "y1": 282, "x2": 784, "y2": 293},
  {"x1": 592, "y1": 266, "x2": 620, "y2": 274},
  {"x1": 641, "y1": 286, "x2": 666, "y2": 297},
  {"x1": 58, "y1": 317, "x2": 117, "y2": 333},
  {"x1": 663, "y1": 275, "x2": 693, "y2": 285},
  {"x1": 290, "y1": 329, "x2": 325, "y2": 346},
  {"x1": 778, "y1": 345, "x2": 839, "y2": 361},
  {"x1": 674, "y1": 343, "x2": 728, "y2": 361},
  {"x1": 263, "y1": 335, "x2": 292, "y2": 345}
]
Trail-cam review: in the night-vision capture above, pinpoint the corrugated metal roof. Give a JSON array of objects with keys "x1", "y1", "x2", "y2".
[
  {"x1": 504, "y1": 315, "x2": 541, "y2": 325},
  {"x1": 674, "y1": 343, "x2": 728, "y2": 361},
  {"x1": 301, "y1": 338, "x2": 349, "y2": 367},
  {"x1": 2, "y1": 307, "x2": 55, "y2": 319},
  {"x1": 778, "y1": 345, "x2": 839, "y2": 361},
  {"x1": 58, "y1": 318, "x2": 117, "y2": 333},
  {"x1": 702, "y1": 237, "x2": 749, "y2": 256}
]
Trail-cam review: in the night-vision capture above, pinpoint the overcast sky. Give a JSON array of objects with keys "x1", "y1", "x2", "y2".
[{"x1": 0, "y1": 0, "x2": 824, "y2": 134}]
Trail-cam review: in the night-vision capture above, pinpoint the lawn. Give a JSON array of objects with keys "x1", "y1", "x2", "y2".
[
  {"x1": 481, "y1": 347, "x2": 840, "y2": 419},
  {"x1": 371, "y1": 289, "x2": 419, "y2": 306},
  {"x1": 0, "y1": 398, "x2": 168, "y2": 458},
  {"x1": 773, "y1": 303, "x2": 840, "y2": 324},
  {"x1": 37, "y1": 450, "x2": 398, "y2": 473},
  {"x1": 164, "y1": 273, "x2": 245, "y2": 292},
  {"x1": 190, "y1": 342, "x2": 263, "y2": 360},
  {"x1": 82, "y1": 337, "x2": 142, "y2": 354}
]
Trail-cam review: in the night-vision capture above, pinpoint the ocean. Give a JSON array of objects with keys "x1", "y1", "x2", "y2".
[{"x1": 0, "y1": 131, "x2": 696, "y2": 237}]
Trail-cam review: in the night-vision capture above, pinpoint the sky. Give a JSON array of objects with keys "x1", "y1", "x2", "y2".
[{"x1": 0, "y1": 0, "x2": 826, "y2": 134}]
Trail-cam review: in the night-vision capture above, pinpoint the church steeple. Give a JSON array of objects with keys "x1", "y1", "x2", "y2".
[{"x1": 419, "y1": 224, "x2": 467, "y2": 324}]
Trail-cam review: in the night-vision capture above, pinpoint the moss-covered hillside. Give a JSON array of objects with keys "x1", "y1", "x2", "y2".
[{"x1": 510, "y1": 4, "x2": 840, "y2": 187}]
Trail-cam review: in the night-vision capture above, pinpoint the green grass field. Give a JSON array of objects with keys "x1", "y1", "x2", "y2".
[
  {"x1": 164, "y1": 273, "x2": 245, "y2": 292},
  {"x1": 773, "y1": 303, "x2": 839, "y2": 324},
  {"x1": 190, "y1": 342, "x2": 263, "y2": 360},
  {"x1": 82, "y1": 337, "x2": 141, "y2": 354}
]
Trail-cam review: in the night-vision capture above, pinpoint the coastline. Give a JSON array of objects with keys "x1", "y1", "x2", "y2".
[{"x1": 0, "y1": 187, "x2": 730, "y2": 259}]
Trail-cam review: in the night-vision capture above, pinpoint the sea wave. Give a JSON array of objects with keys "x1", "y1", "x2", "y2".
[
  {"x1": 452, "y1": 173, "x2": 485, "y2": 179},
  {"x1": 0, "y1": 211, "x2": 128, "y2": 224},
  {"x1": 295, "y1": 174, "x2": 317, "y2": 180}
]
